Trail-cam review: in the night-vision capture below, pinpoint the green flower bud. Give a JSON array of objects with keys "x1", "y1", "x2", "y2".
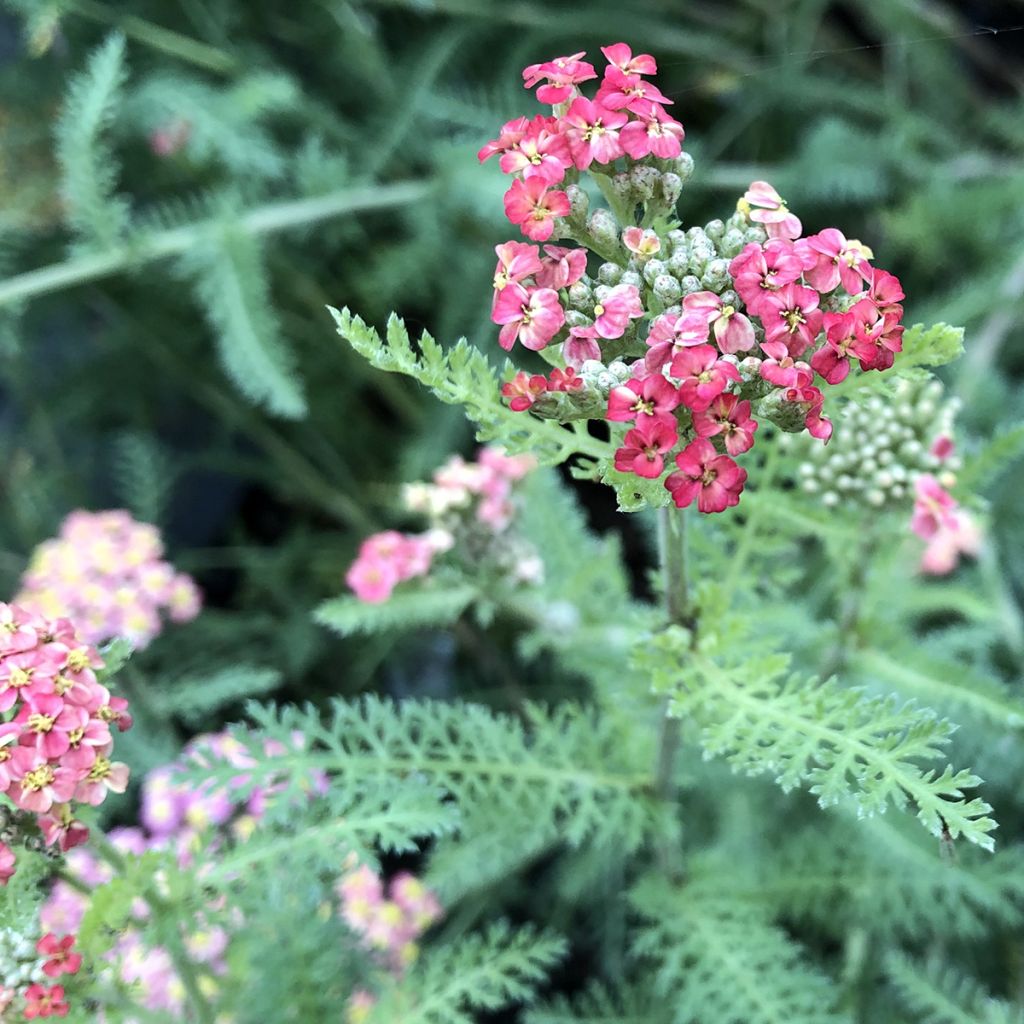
[
  {"x1": 667, "y1": 251, "x2": 690, "y2": 277},
  {"x1": 674, "y1": 151, "x2": 695, "y2": 181},
  {"x1": 630, "y1": 164, "x2": 660, "y2": 200},
  {"x1": 619, "y1": 270, "x2": 644, "y2": 289},
  {"x1": 643, "y1": 258, "x2": 668, "y2": 285},
  {"x1": 679, "y1": 274, "x2": 703, "y2": 295},
  {"x1": 568, "y1": 280, "x2": 594, "y2": 311},
  {"x1": 743, "y1": 225, "x2": 768, "y2": 244},
  {"x1": 653, "y1": 274, "x2": 682, "y2": 304},
  {"x1": 588, "y1": 208, "x2": 621, "y2": 249},
  {"x1": 659, "y1": 172, "x2": 683, "y2": 206},
  {"x1": 667, "y1": 229, "x2": 687, "y2": 250},
  {"x1": 565, "y1": 183, "x2": 589, "y2": 221},
  {"x1": 719, "y1": 228, "x2": 747, "y2": 257},
  {"x1": 597, "y1": 261, "x2": 623, "y2": 286},
  {"x1": 704, "y1": 218, "x2": 725, "y2": 242},
  {"x1": 701, "y1": 258, "x2": 730, "y2": 291}
]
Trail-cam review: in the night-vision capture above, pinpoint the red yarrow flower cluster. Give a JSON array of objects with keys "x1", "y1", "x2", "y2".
[
  {"x1": 484, "y1": 46, "x2": 906, "y2": 514},
  {"x1": 0, "y1": 603, "x2": 132, "y2": 883},
  {"x1": 485, "y1": 45, "x2": 684, "y2": 354}
]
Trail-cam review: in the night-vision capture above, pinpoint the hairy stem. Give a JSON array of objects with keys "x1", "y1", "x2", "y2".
[
  {"x1": 655, "y1": 506, "x2": 689, "y2": 876},
  {"x1": 0, "y1": 182, "x2": 432, "y2": 310}
]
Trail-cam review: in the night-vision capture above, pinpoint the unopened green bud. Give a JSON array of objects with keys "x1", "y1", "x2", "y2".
[
  {"x1": 674, "y1": 151, "x2": 695, "y2": 182},
  {"x1": 704, "y1": 218, "x2": 725, "y2": 242},
  {"x1": 667, "y1": 252, "x2": 690, "y2": 277},
  {"x1": 588, "y1": 208, "x2": 620, "y2": 249},
  {"x1": 565, "y1": 184, "x2": 589, "y2": 221},
  {"x1": 701, "y1": 258, "x2": 730, "y2": 291},
  {"x1": 611, "y1": 172, "x2": 633, "y2": 202},
  {"x1": 568, "y1": 280, "x2": 593, "y2": 311},
  {"x1": 630, "y1": 165, "x2": 660, "y2": 200},
  {"x1": 659, "y1": 172, "x2": 682, "y2": 206},
  {"x1": 667, "y1": 229, "x2": 687, "y2": 250},
  {"x1": 597, "y1": 261, "x2": 623, "y2": 286},
  {"x1": 564, "y1": 309, "x2": 592, "y2": 328},
  {"x1": 619, "y1": 270, "x2": 644, "y2": 289},
  {"x1": 679, "y1": 274, "x2": 703, "y2": 295},
  {"x1": 719, "y1": 228, "x2": 747, "y2": 257},
  {"x1": 653, "y1": 274, "x2": 682, "y2": 304},
  {"x1": 743, "y1": 226, "x2": 768, "y2": 244},
  {"x1": 643, "y1": 258, "x2": 668, "y2": 285}
]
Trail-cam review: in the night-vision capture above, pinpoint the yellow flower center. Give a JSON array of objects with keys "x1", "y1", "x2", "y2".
[
  {"x1": 23, "y1": 765, "x2": 55, "y2": 791},
  {"x1": 27, "y1": 712, "x2": 55, "y2": 734}
]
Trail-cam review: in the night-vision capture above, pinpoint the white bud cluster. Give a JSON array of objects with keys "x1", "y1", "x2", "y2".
[
  {"x1": 778, "y1": 377, "x2": 961, "y2": 510},
  {"x1": 0, "y1": 924, "x2": 46, "y2": 989}
]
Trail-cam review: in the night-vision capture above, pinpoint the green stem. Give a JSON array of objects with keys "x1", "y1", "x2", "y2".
[
  {"x1": 0, "y1": 182, "x2": 432, "y2": 310},
  {"x1": 655, "y1": 506, "x2": 689, "y2": 876},
  {"x1": 68, "y1": 0, "x2": 238, "y2": 75},
  {"x1": 88, "y1": 828, "x2": 216, "y2": 1024}
]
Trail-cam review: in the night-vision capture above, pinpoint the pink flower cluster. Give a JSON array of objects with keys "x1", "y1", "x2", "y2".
[
  {"x1": 480, "y1": 45, "x2": 909, "y2": 514},
  {"x1": 484, "y1": 44, "x2": 683, "y2": 352},
  {"x1": 338, "y1": 864, "x2": 442, "y2": 973},
  {"x1": 0, "y1": 603, "x2": 132, "y2": 883},
  {"x1": 911, "y1": 473, "x2": 981, "y2": 575},
  {"x1": 346, "y1": 448, "x2": 537, "y2": 604},
  {"x1": 16, "y1": 510, "x2": 201, "y2": 649},
  {"x1": 602, "y1": 212, "x2": 904, "y2": 512}
]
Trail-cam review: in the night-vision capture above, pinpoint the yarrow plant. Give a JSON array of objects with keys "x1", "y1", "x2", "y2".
[
  {"x1": 16, "y1": 510, "x2": 201, "y2": 648},
  {"x1": 477, "y1": 44, "x2": 911, "y2": 512}
]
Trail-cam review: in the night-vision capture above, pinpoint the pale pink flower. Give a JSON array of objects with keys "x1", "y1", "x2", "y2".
[
  {"x1": 670, "y1": 344, "x2": 742, "y2": 411},
  {"x1": 758, "y1": 283, "x2": 823, "y2": 359},
  {"x1": 561, "y1": 97, "x2": 627, "y2": 168},
  {"x1": 492, "y1": 241, "x2": 543, "y2": 303},
  {"x1": 503, "y1": 178, "x2": 570, "y2": 241},
  {"x1": 596, "y1": 67, "x2": 673, "y2": 113},
  {"x1": 665, "y1": 439, "x2": 747, "y2": 513},
  {"x1": 601, "y1": 43, "x2": 657, "y2": 77},
  {"x1": 797, "y1": 228, "x2": 873, "y2": 294},
  {"x1": 622, "y1": 227, "x2": 661, "y2": 258},
  {"x1": 591, "y1": 283, "x2": 643, "y2": 339},
  {"x1": 535, "y1": 244, "x2": 587, "y2": 289},
  {"x1": 741, "y1": 181, "x2": 802, "y2": 239},
  {"x1": 522, "y1": 52, "x2": 597, "y2": 104},
  {"x1": 478, "y1": 116, "x2": 530, "y2": 163},
  {"x1": 498, "y1": 115, "x2": 572, "y2": 183},
  {"x1": 493, "y1": 283, "x2": 565, "y2": 351},
  {"x1": 729, "y1": 239, "x2": 806, "y2": 315},
  {"x1": 345, "y1": 557, "x2": 400, "y2": 604},
  {"x1": 563, "y1": 326, "x2": 602, "y2": 367},
  {"x1": 683, "y1": 291, "x2": 755, "y2": 353},
  {"x1": 911, "y1": 474, "x2": 959, "y2": 539},
  {"x1": 644, "y1": 312, "x2": 711, "y2": 370},
  {"x1": 619, "y1": 101, "x2": 684, "y2": 159},
  {"x1": 607, "y1": 376, "x2": 681, "y2": 425}
]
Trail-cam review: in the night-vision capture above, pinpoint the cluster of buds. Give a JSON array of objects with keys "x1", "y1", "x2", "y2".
[
  {"x1": 0, "y1": 927, "x2": 82, "y2": 1020},
  {"x1": 0, "y1": 603, "x2": 132, "y2": 883},
  {"x1": 16, "y1": 510, "x2": 201, "y2": 648},
  {"x1": 777, "y1": 378, "x2": 980, "y2": 574},
  {"x1": 485, "y1": 44, "x2": 909, "y2": 513},
  {"x1": 779, "y1": 378, "x2": 961, "y2": 510},
  {"x1": 346, "y1": 447, "x2": 541, "y2": 604}
]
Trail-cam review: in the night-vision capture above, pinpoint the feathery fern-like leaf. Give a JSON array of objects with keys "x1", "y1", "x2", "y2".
[
  {"x1": 181, "y1": 220, "x2": 306, "y2": 418},
  {"x1": 315, "y1": 582, "x2": 477, "y2": 637},
  {"x1": 55, "y1": 32, "x2": 131, "y2": 250}
]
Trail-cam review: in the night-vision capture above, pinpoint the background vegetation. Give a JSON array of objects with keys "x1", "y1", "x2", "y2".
[{"x1": 2, "y1": 0, "x2": 1024, "y2": 1019}]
